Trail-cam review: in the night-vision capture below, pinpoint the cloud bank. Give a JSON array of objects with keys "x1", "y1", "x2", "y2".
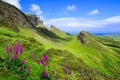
[{"x1": 45, "y1": 15, "x2": 120, "y2": 33}]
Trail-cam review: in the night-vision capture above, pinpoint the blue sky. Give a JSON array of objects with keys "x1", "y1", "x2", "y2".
[{"x1": 3, "y1": 0, "x2": 120, "y2": 34}]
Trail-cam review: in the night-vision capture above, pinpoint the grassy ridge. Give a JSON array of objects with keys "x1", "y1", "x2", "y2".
[
  {"x1": 0, "y1": 26, "x2": 120, "y2": 79},
  {"x1": 20, "y1": 26, "x2": 120, "y2": 78},
  {"x1": 33, "y1": 28, "x2": 120, "y2": 78}
]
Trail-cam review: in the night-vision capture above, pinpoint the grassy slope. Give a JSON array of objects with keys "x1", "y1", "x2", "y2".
[
  {"x1": 0, "y1": 26, "x2": 120, "y2": 80},
  {"x1": 19, "y1": 26, "x2": 120, "y2": 78},
  {"x1": 0, "y1": 27, "x2": 45, "y2": 79},
  {"x1": 41, "y1": 32, "x2": 120, "y2": 77},
  {"x1": 104, "y1": 34, "x2": 120, "y2": 41},
  {"x1": 25, "y1": 26, "x2": 120, "y2": 77},
  {"x1": 49, "y1": 26, "x2": 70, "y2": 38}
]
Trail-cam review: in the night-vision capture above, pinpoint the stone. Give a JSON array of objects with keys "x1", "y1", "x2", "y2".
[{"x1": 78, "y1": 31, "x2": 87, "y2": 44}]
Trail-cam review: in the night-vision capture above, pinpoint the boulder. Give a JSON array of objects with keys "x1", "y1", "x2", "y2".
[{"x1": 78, "y1": 31, "x2": 87, "y2": 44}]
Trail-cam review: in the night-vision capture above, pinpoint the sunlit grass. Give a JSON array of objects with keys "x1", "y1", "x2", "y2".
[{"x1": 0, "y1": 26, "x2": 120, "y2": 79}]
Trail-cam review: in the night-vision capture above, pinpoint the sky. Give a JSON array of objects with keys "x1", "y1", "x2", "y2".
[{"x1": 3, "y1": 0, "x2": 120, "y2": 34}]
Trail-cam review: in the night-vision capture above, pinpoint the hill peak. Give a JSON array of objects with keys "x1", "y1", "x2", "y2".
[
  {"x1": 78, "y1": 31, "x2": 87, "y2": 44},
  {"x1": 78, "y1": 31, "x2": 95, "y2": 44}
]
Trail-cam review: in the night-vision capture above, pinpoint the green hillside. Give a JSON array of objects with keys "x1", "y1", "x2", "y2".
[{"x1": 0, "y1": 0, "x2": 120, "y2": 80}]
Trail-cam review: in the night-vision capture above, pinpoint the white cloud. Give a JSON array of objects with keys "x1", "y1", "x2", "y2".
[
  {"x1": 105, "y1": 16, "x2": 120, "y2": 23},
  {"x1": 67, "y1": 4, "x2": 76, "y2": 11},
  {"x1": 30, "y1": 4, "x2": 42, "y2": 16},
  {"x1": 45, "y1": 17, "x2": 85, "y2": 27},
  {"x1": 29, "y1": 4, "x2": 45, "y2": 20},
  {"x1": 3, "y1": 0, "x2": 21, "y2": 9},
  {"x1": 45, "y1": 15, "x2": 120, "y2": 33},
  {"x1": 45, "y1": 17, "x2": 100, "y2": 28},
  {"x1": 88, "y1": 9, "x2": 99, "y2": 15}
]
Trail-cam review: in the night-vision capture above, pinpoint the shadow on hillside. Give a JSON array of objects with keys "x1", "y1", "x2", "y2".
[
  {"x1": 103, "y1": 43, "x2": 120, "y2": 48},
  {"x1": 35, "y1": 27, "x2": 72, "y2": 42}
]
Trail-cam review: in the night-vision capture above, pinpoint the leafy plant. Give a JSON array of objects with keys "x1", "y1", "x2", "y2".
[
  {"x1": 5, "y1": 42, "x2": 31, "y2": 79},
  {"x1": 33, "y1": 52, "x2": 54, "y2": 80}
]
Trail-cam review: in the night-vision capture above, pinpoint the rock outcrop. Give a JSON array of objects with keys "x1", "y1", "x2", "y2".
[
  {"x1": 78, "y1": 31, "x2": 87, "y2": 44},
  {"x1": 26, "y1": 14, "x2": 43, "y2": 26},
  {"x1": 0, "y1": 1, "x2": 44, "y2": 32}
]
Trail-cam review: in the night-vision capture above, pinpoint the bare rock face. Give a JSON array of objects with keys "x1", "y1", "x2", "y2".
[
  {"x1": 78, "y1": 31, "x2": 87, "y2": 44},
  {"x1": 0, "y1": 1, "x2": 32, "y2": 32},
  {"x1": 0, "y1": 1, "x2": 43, "y2": 32},
  {"x1": 26, "y1": 14, "x2": 43, "y2": 26}
]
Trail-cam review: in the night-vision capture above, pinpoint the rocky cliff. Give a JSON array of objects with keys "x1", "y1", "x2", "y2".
[
  {"x1": 0, "y1": 0, "x2": 42, "y2": 32},
  {"x1": 26, "y1": 14, "x2": 43, "y2": 26}
]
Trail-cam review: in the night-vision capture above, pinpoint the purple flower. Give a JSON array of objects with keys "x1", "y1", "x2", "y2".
[
  {"x1": 17, "y1": 42, "x2": 21, "y2": 48},
  {"x1": 15, "y1": 47, "x2": 19, "y2": 54},
  {"x1": 43, "y1": 70, "x2": 48, "y2": 78},
  {"x1": 63, "y1": 67, "x2": 69, "y2": 73},
  {"x1": 15, "y1": 42, "x2": 21, "y2": 54},
  {"x1": 19, "y1": 67, "x2": 23, "y2": 71},
  {"x1": 40, "y1": 57, "x2": 44, "y2": 64},
  {"x1": 44, "y1": 53, "x2": 48, "y2": 61},
  {"x1": 22, "y1": 58, "x2": 25, "y2": 64},
  {"x1": 32, "y1": 52, "x2": 36, "y2": 59},
  {"x1": 6, "y1": 45, "x2": 10, "y2": 53},
  {"x1": 12, "y1": 53, "x2": 17, "y2": 59},
  {"x1": 43, "y1": 61, "x2": 48, "y2": 66},
  {"x1": 10, "y1": 45, "x2": 14, "y2": 53},
  {"x1": 27, "y1": 65, "x2": 31, "y2": 71},
  {"x1": 13, "y1": 44, "x2": 16, "y2": 51},
  {"x1": 36, "y1": 60, "x2": 41, "y2": 64},
  {"x1": 20, "y1": 46, "x2": 24, "y2": 53}
]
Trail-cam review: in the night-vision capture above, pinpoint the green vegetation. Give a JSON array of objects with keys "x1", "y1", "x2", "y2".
[
  {"x1": 0, "y1": 0, "x2": 120, "y2": 79},
  {"x1": 0, "y1": 26, "x2": 120, "y2": 80}
]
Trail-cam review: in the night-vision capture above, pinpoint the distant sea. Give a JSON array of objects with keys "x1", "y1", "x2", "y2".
[
  {"x1": 94, "y1": 33, "x2": 120, "y2": 36},
  {"x1": 69, "y1": 32, "x2": 120, "y2": 36}
]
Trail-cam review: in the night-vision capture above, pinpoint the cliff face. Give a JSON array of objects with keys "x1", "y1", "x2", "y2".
[
  {"x1": 0, "y1": 1, "x2": 40, "y2": 32},
  {"x1": 26, "y1": 14, "x2": 43, "y2": 26},
  {"x1": 0, "y1": 0, "x2": 33, "y2": 32}
]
